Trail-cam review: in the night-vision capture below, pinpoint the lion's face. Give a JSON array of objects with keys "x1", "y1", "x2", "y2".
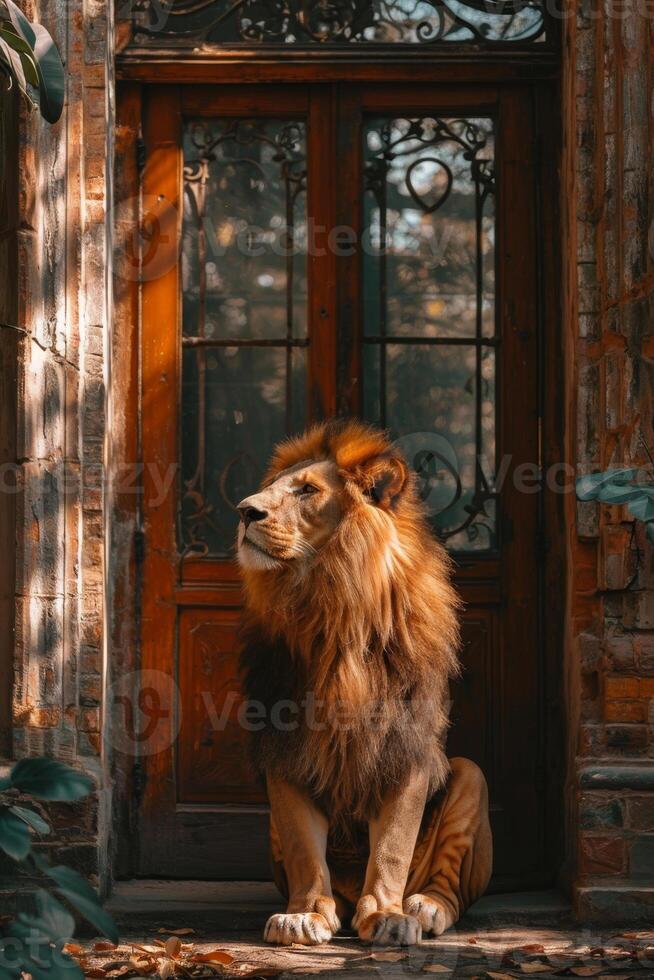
[{"x1": 236, "y1": 459, "x2": 345, "y2": 571}]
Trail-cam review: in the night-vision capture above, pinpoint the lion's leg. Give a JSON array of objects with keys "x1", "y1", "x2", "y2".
[
  {"x1": 404, "y1": 758, "x2": 492, "y2": 937},
  {"x1": 353, "y1": 770, "x2": 428, "y2": 946},
  {"x1": 264, "y1": 774, "x2": 340, "y2": 946}
]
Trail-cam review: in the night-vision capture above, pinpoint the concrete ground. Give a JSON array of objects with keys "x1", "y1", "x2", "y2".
[{"x1": 92, "y1": 883, "x2": 654, "y2": 980}]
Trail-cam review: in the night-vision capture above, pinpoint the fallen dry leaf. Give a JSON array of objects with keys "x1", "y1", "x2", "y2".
[
  {"x1": 159, "y1": 959, "x2": 175, "y2": 980},
  {"x1": 165, "y1": 939, "x2": 182, "y2": 959},
  {"x1": 421, "y1": 965, "x2": 451, "y2": 973},
  {"x1": 64, "y1": 944, "x2": 87, "y2": 957},
  {"x1": 95, "y1": 943, "x2": 118, "y2": 953},
  {"x1": 84, "y1": 969, "x2": 108, "y2": 978},
  {"x1": 190, "y1": 952, "x2": 235, "y2": 966},
  {"x1": 519, "y1": 945, "x2": 545, "y2": 954},
  {"x1": 570, "y1": 969, "x2": 604, "y2": 977},
  {"x1": 519, "y1": 964, "x2": 551, "y2": 975},
  {"x1": 370, "y1": 952, "x2": 407, "y2": 962}
]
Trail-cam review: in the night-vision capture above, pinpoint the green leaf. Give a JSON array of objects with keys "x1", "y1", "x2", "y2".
[
  {"x1": 18, "y1": 49, "x2": 39, "y2": 87},
  {"x1": 628, "y1": 494, "x2": 654, "y2": 523},
  {"x1": 3, "y1": 0, "x2": 36, "y2": 48},
  {"x1": 576, "y1": 468, "x2": 640, "y2": 502},
  {"x1": 9, "y1": 912, "x2": 83, "y2": 980},
  {"x1": 9, "y1": 804, "x2": 51, "y2": 835},
  {"x1": 0, "y1": 805, "x2": 32, "y2": 859},
  {"x1": 10, "y1": 758, "x2": 94, "y2": 801},
  {"x1": 0, "y1": 1, "x2": 64, "y2": 122},
  {"x1": 31, "y1": 20, "x2": 64, "y2": 123},
  {"x1": 0, "y1": 23, "x2": 32, "y2": 55},
  {"x1": 647, "y1": 522, "x2": 654, "y2": 545},
  {"x1": 41, "y1": 863, "x2": 119, "y2": 944},
  {"x1": 33, "y1": 889, "x2": 76, "y2": 942},
  {"x1": 9, "y1": 891, "x2": 80, "y2": 980},
  {"x1": 0, "y1": 936, "x2": 22, "y2": 978},
  {"x1": 0, "y1": 34, "x2": 28, "y2": 98},
  {"x1": 595, "y1": 484, "x2": 642, "y2": 504}
]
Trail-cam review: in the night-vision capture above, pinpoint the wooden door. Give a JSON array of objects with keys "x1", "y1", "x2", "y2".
[{"x1": 137, "y1": 82, "x2": 545, "y2": 889}]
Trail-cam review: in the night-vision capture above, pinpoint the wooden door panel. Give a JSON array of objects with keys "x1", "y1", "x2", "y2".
[
  {"x1": 178, "y1": 608, "x2": 264, "y2": 804},
  {"x1": 448, "y1": 611, "x2": 497, "y2": 778}
]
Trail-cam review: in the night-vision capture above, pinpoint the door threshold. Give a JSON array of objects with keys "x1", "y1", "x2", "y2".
[{"x1": 107, "y1": 881, "x2": 572, "y2": 933}]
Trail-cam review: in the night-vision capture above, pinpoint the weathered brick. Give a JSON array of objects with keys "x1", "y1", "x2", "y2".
[
  {"x1": 15, "y1": 462, "x2": 65, "y2": 599},
  {"x1": 604, "y1": 700, "x2": 646, "y2": 723},
  {"x1": 623, "y1": 592, "x2": 654, "y2": 629},
  {"x1": 580, "y1": 632, "x2": 603, "y2": 671},
  {"x1": 635, "y1": 634, "x2": 654, "y2": 673},
  {"x1": 605, "y1": 676, "x2": 640, "y2": 699},
  {"x1": 579, "y1": 835, "x2": 626, "y2": 875},
  {"x1": 629, "y1": 835, "x2": 654, "y2": 877},
  {"x1": 606, "y1": 725, "x2": 649, "y2": 754},
  {"x1": 626, "y1": 797, "x2": 654, "y2": 831},
  {"x1": 579, "y1": 723, "x2": 606, "y2": 757},
  {"x1": 79, "y1": 673, "x2": 102, "y2": 706},
  {"x1": 580, "y1": 795, "x2": 624, "y2": 830},
  {"x1": 78, "y1": 707, "x2": 100, "y2": 733},
  {"x1": 600, "y1": 524, "x2": 638, "y2": 590},
  {"x1": 606, "y1": 633, "x2": 635, "y2": 671},
  {"x1": 603, "y1": 351, "x2": 625, "y2": 432}
]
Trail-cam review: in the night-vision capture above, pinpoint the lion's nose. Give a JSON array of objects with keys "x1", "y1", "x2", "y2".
[{"x1": 238, "y1": 505, "x2": 268, "y2": 529}]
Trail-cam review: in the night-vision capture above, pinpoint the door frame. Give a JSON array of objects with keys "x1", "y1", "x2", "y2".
[{"x1": 111, "y1": 57, "x2": 564, "y2": 885}]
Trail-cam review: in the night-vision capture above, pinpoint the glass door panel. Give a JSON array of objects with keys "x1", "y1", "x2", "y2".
[
  {"x1": 361, "y1": 114, "x2": 497, "y2": 552},
  {"x1": 180, "y1": 118, "x2": 309, "y2": 559}
]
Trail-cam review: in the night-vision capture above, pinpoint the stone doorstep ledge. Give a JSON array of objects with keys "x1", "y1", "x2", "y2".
[
  {"x1": 574, "y1": 883, "x2": 654, "y2": 924},
  {"x1": 107, "y1": 882, "x2": 573, "y2": 933}
]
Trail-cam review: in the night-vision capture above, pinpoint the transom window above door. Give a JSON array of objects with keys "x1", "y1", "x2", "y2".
[{"x1": 127, "y1": 0, "x2": 550, "y2": 47}]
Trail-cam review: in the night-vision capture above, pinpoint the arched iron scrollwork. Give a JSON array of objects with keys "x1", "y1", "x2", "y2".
[
  {"x1": 130, "y1": 0, "x2": 546, "y2": 46},
  {"x1": 410, "y1": 445, "x2": 497, "y2": 549}
]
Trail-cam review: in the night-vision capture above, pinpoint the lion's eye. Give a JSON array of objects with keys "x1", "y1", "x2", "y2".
[{"x1": 295, "y1": 483, "x2": 319, "y2": 496}]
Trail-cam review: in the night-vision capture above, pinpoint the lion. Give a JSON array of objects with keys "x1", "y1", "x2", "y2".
[{"x1": 237, "y1": 420, "x2": 492, "y2": 946}]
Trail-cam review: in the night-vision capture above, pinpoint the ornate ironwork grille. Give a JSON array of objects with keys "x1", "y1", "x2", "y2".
[
  {"x1": 130, "y1": 0, "x2": 546, "y2": 46},
  {"x1": 361, "y1": 116, "x2": 497, "y2": 552},
  {"x1": 180, "y1": 119, "x2": 308, "y2": 559}
]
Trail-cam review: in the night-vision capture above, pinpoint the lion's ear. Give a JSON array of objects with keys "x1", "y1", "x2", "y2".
[{"x1": 356, "y1": 454, "x2": 409, "y2": 510}]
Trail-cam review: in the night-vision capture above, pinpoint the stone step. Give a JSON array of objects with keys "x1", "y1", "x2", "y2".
[{"x1": 107, "y1": 881, "x2": 573, "y2": 934}]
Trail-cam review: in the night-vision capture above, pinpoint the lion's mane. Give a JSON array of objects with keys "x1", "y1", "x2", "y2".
[{"x1": 239, "y1": 420, "x2": 460, "y2": 826}]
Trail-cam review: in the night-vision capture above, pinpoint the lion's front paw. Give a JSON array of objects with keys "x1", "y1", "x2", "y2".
[
  {"x1": 403, "y1": 894, "x2": 451, "y2": 937},
  {"x1": 263, "y1": 912, "x2": 335, "y2": 946},
  {"x1": 353, "y1": 901, "x2": 422, "y2": 947}
]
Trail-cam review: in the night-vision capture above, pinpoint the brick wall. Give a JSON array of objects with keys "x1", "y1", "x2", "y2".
[
  {"x1": 7, "y1": 0, "x2": 114, "y2": 891},
  {"x1": 565, "y1": 0, "x2": 654, "y2": 922}
]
